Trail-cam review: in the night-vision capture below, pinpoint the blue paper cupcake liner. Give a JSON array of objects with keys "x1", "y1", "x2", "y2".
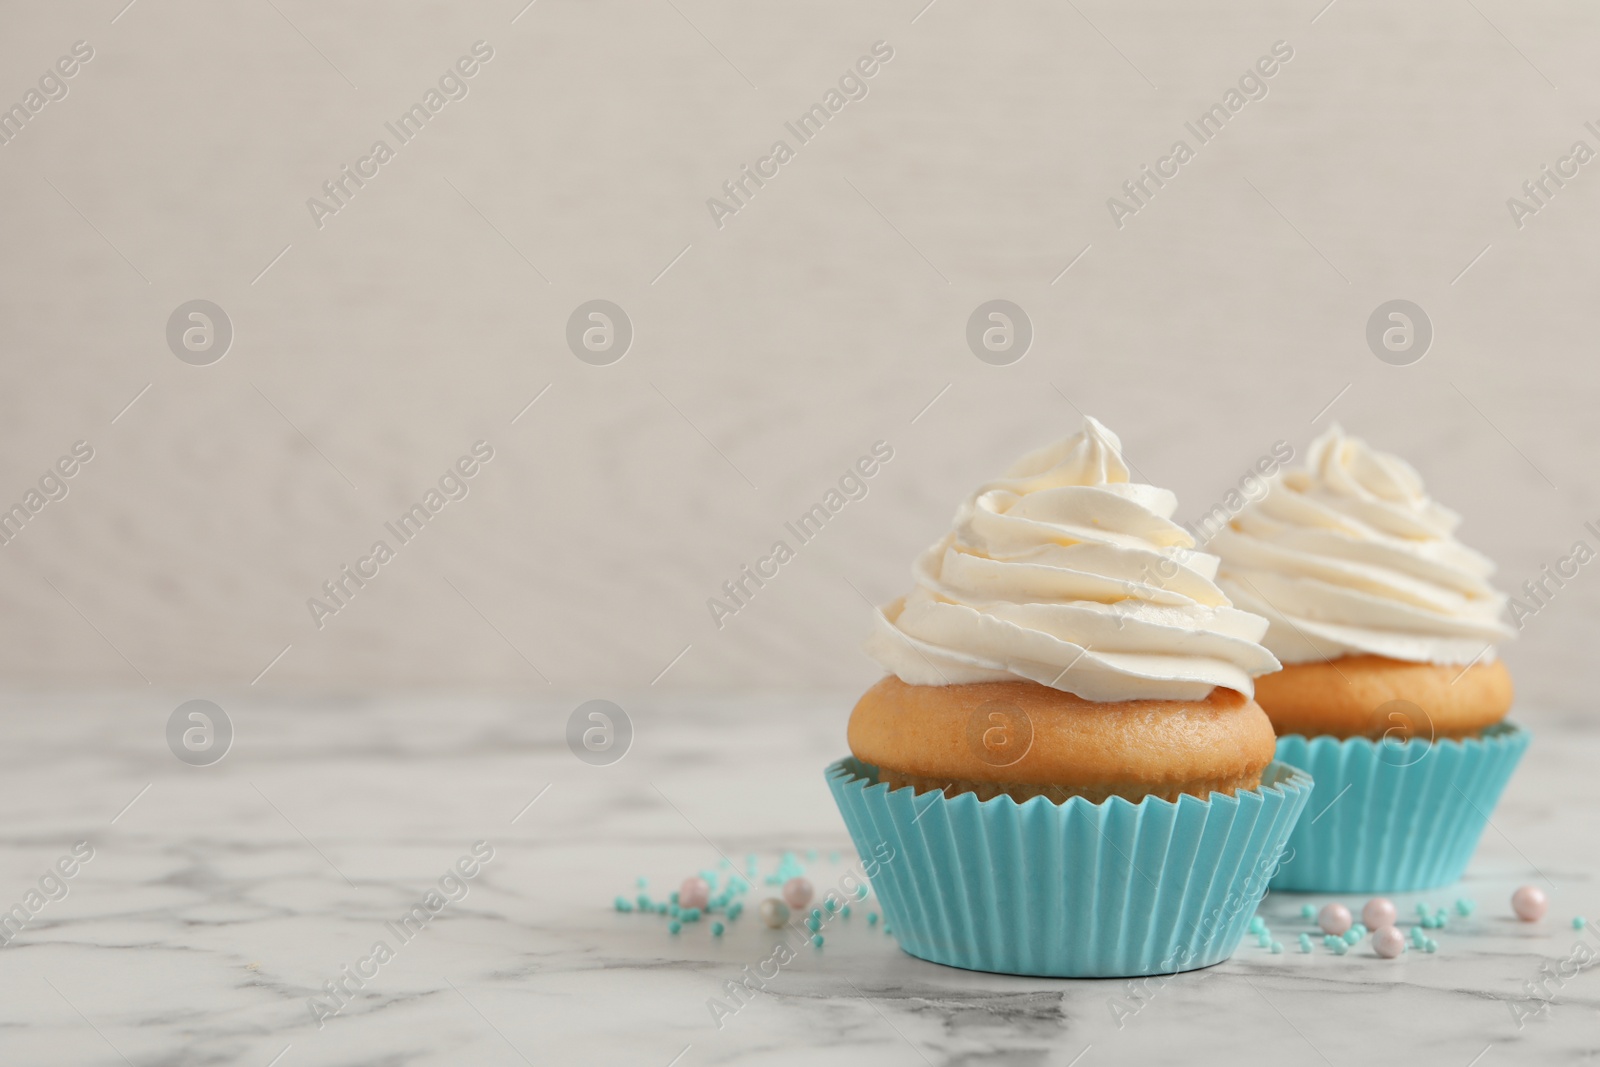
[
  {"x1": 825, "y1": 758, "x2": 1312, "y2": 978},
  {"x1": 1268, "y1": 722, "x2": 1530, "y2": 893}
]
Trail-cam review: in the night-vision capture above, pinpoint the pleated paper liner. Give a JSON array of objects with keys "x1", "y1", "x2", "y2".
[
  {"x1": 1268, "y1": 722, "x2": 1530, "y2": 893},
  {"x1": 825, "y1": 758, "x2": 1312, "y2": 978}
]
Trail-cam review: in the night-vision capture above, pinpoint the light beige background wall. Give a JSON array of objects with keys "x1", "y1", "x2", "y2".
[{"x1": 1, "y1": 0, "x2": 1595, "y2": 710}]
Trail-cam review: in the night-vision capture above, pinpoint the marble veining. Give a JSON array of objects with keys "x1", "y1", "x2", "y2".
[{"x1": 0, "y1": 690, "x2": 1593, "y2": 1065}]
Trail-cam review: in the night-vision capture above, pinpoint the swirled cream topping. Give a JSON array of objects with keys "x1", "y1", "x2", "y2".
[
  {"x1": 1214, "y1": 425, "x2": 1512, "y2": 665},
  {"x1": 864, "y1": 417, "x2": 1279, "y2": 702}
]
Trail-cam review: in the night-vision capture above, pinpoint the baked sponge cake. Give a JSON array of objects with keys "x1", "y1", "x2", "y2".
[
  {"x1": 850, "y1": 676, "x2": 1275, "y2": 803},
  {"x1": 1251, "y1": 655, "x2": 1513, "y2": 740}
]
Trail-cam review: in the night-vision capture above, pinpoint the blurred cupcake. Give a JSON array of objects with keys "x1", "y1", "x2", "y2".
[
  {"x1": 1214, "y1": 425, "x2": 1528, "y2": 891},
  {"x1": 827, "y1": 417, "x2": 1310, "y2": 978}
]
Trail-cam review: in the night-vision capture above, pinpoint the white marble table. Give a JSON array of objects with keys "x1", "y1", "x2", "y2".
[{"x1": 0, "y1": 690, "x2": 1593, "y2": 1066}]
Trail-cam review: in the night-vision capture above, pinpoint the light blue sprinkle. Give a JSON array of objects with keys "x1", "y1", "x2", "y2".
[
  {"x1": 668, "y1": 921, "x2": 681, "y2": 935},
  {"x1": 1249, "y1": 916, "x2": 1267, "y2": 935},
  {"x1": 1424, "y1": 939, "x2": 1437, "y2": 953},
  {"x1": 614, "y1": 897, "x2": 632, "y2": 912},
  {"x1": 637, "y1": 895, "x2": 651, "y2": 910},
  {"x1": 868, "y1": 912, "x2": 879, "y2": 926},
  {"x1": 1299, "y1": 934, "x2": 1313, "y2": 953},
  {"x1": 842, "y1": 905, "x2": 852, "y2": 918},
  {"x1": 727, "y1": 903, "x2": 743, "y2": 920},
  {"x1": 1417, "y1": 902, "x2": 1431, "y2": 916},
  {"x1": 806, "y1": 916, "x2": 820, "y2": 933},
  {"x1": 682, "y1": 908, "x2": 701, "y2": 922},
  {"x1": 712, "y1": 922, "x2": 725, "y2": 936},
  {"x1": 856, "y1": 885, "x2": 870, "y2": 900},
  {"x1": 1271, "y1": 942, "x2": 1284, "y2": 954},
  {"x1": 824, "y1": 899, "x2": 837, "y2": 913},
  {"x1": 1332, "y1": 941, "x2": 1348, "y2": 956},
  {"x1": 670, "y1": 905, "x2": 681, "y2": 918},
  {"x1": 1456, "y1": 898, "x2": 1475, "y2": 916},
  {"x1": 1301, "y1": 904, "x2": 1317, "y2": 920},
  {"x1": 636, "y1": 877, "x2": 647, "y2": 888},
  {"x1": 1256, "y1": 932, "x2": 1271, "y2": 948},
  {"x1": 1343, "y1": 930, "x2": 1360, "y2": 945},
  {"x1": 1575, "y1": 917, "x2": 1588, "y2": 930},
  {"x1": 811, "y1": 934, "x2": 824, "y2": 947},
  {"x1": 670, "y1": 891, "x2": 680, "y2": 905}
]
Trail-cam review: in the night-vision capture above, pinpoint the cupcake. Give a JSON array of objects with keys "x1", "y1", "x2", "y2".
[
  {"x1": 826, "y1": 417, "x2": 1311, "y2": 978},
  {"x1": 1214, "y1": 425, "x2": 1528, "y2": 891}
]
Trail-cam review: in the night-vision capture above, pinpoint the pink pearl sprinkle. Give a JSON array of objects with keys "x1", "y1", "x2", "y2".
[
  {"x1": 782, "y1": 877, "x2": 814, "y2": 910},
  {"x1": 1318, "y1": 903, "x2": 1353, "y2": 936},
  {"x1": 1372, "y1": 925, "x2": 1406, "y2": 958},
  {"x1": 1362, "y1": 898, "x2": 1398, "y2": 930},
  {"x1": 678, "y1": 876, "x2": 710, "y2": 911},
  {"x1": 1512, "y1": 885, "x2": 1548, "y2": 922}
]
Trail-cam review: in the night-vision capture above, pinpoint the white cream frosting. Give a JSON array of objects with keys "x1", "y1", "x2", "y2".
[
  {"x1": 864, "y1": 417, "x2": 1280, "y2": 702},
  {"x1": 1214, "y1": 424, "x2": 1512, "y2": 666}
]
